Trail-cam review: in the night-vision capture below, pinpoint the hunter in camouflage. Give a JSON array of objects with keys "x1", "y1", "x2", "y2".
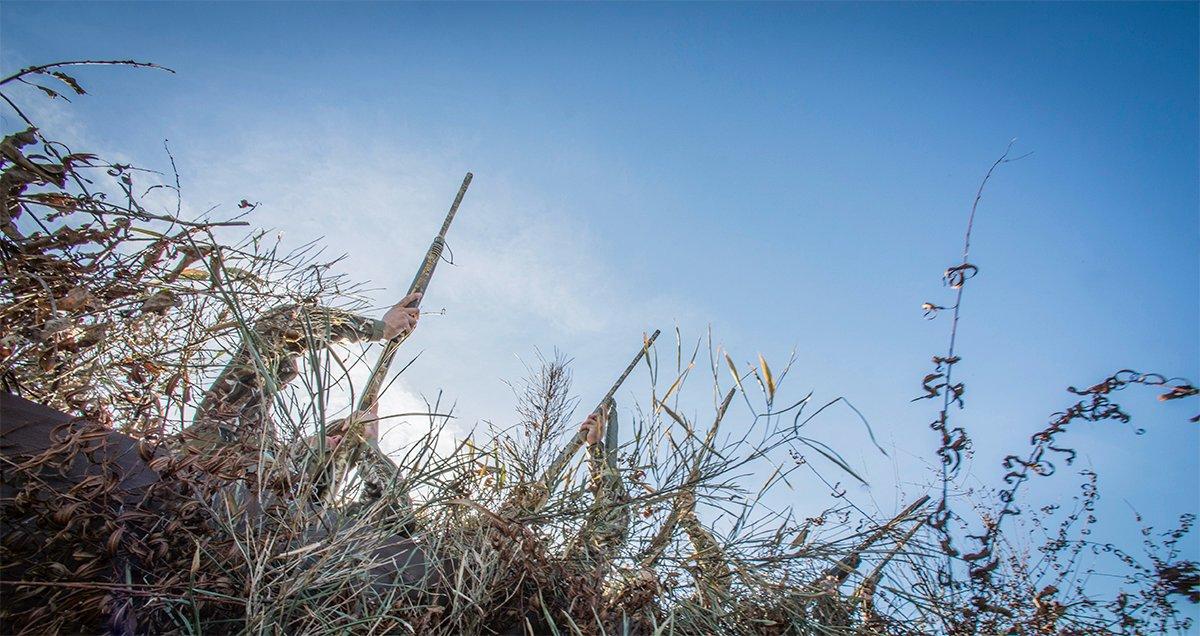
[
  {"x1": 180, "y1": 292, "x2": 421, "y2": 452},
  {"x1": 566, "y1": 399, "x2": 632, "y2": 576}
]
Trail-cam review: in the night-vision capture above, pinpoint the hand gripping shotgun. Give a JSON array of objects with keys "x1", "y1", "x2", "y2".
[
  {"x1": 329, "y1": 173, "x2": 473, "y2": 502},
  {"x1": 541, "y1": 329, "x2": 661, "y2": 493}
]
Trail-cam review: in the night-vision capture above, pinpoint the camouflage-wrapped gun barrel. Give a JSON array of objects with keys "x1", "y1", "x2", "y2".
[
  {"x1": 332, "y1": 173, "x2": 472, "y2": 502},
  {"x1": 358, "y1": 171, "x2": 473, "y2": 412},
  {"x1": 542, "y1": 329, "x2": 661, "y2": 491}
]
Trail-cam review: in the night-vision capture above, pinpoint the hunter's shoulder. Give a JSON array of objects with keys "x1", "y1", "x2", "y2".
[{"x1": 252, "y1": 302, "x2": 358, "y2": 325}]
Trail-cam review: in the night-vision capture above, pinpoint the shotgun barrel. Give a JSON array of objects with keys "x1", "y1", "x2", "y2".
[
  {"x1": 542, "y1": 329, "x2": 661, "y2": 491},
  {"x1": 357, "y1": 172, "x2": 473, "y2": 413}
]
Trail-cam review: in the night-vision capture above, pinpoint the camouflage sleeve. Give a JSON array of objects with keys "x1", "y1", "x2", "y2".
[
  {"x1": 568, "y1": 407, "x2": 630, "y2": 572},
  {"x1": 185, "y1": 304, "x2": 386, "y2": 447},
  {"x1": 295, "y1": 306, "x2": 387, "y2": 344},
  {"x1": 679, "y1": 492, "x2": 732, "y2": 607}
]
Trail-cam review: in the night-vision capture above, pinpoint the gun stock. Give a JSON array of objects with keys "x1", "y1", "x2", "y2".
[{"x1": 542, "y1": 329, "x2": 660, "y2": 490}]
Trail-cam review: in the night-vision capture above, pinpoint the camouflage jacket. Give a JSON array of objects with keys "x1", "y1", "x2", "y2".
[
  {"x1": 566, "y1": 408, "x2": 631, "y2": 574},
  {"x1": 181, "y1": 303, "x2": 386, "y2": 449}
]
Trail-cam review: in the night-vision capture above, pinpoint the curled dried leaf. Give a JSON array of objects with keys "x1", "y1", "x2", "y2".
[{"x1": 56, "y1": 286, "x2": 98, "y2": 312}]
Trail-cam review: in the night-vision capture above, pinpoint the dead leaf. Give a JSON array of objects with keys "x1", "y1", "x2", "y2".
[
  {"x1": 725, "y1": 352, "x2": 745, "y2": 396},
  {"x1": 32, "y1": 84, "x2": 63, "y2": 100},
  {"x1": 140, "y1": 290, "x2": 180, "y2": 315},
  {"x1": 758, "y1": 353, "x2": 775, "y2": 400},
  {"x1": 190, "y1": 541, "x2": 201, "y2": 575},
  {"x1": 57, "y1": 286, "x2": 97, "y2": 311},
  {"x1": 50, "y1": 71, "x2": 87, "y2": 95},
  {"x1": 790, "y1": 525, "x2": 810, "y2": 548}
]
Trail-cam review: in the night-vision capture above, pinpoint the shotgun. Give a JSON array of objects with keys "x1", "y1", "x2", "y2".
[
  {"x1": 541, "y1": 329, "x2": 661, "y2": 491},
  {"x1": 324, "y1": 172, "x2": 472, "y2": 502},
  {"x1": 824, "y1": 495, "x2": 930, "y2": 584},
  {"x1": 358, "y1": 171, "x2": 473, "y2": 413}
]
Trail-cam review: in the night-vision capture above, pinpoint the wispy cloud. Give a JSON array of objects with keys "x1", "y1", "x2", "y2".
[{"x1": 185, "y1": 123, "x2": 623, "y2": 335}]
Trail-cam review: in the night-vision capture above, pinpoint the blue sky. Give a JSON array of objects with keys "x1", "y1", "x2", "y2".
[{"x1": 3, "y1": 0, "x2": 1197, "y2": 597}]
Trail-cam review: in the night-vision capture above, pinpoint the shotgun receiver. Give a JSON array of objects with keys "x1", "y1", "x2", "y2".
[{"x1": 542, "y1": 329, "x2": 661, "y2": 490}]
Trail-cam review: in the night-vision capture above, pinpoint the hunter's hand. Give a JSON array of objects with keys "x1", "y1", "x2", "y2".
[
  {"x1": 580, "y1": 411, "x2": 608, "y2": 446},
  {"x1": 381, "y1": 292, "x2": 421, "y2": 340},
  {"x1": 357, "y1": 404, "x2": 380, "y2": 444},
  {"x1": 323, "y1": 404, "x2": 378, "y2": 446}
]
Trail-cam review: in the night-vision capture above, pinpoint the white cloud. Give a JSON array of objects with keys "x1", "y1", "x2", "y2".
[{"x1": 293, "y1": 346, "x2": 461, "y2": 457}]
